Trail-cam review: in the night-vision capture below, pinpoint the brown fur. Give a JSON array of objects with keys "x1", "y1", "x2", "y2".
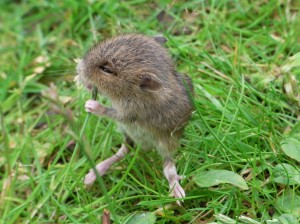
[{"x1": 77, "y1": 34, "x2": 193, "y2": 158}]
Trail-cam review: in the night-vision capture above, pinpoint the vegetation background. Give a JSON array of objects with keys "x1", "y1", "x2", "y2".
[{"x1": 1, "y1": 0, "x2": 299, "y2": 223}]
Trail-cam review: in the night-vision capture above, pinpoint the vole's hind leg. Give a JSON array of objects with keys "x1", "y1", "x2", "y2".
[
  {"x1": 163, "y1": 158, "x2": 186, "y2": 203},
  {"x1": 84, "y1": 135, "x2": 133, "y2": 185}
]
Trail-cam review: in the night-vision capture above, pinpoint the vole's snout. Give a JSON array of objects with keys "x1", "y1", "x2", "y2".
[
  {"x1": 75, "y1": 59, "x2": 93, "y2": 90},
  {"x1": 76, "y1": 59, "x2": 84, "y2": 76}
]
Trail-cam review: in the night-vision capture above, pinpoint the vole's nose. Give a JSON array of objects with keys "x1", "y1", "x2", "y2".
[{"x1": 76, "y1": 58, "x2": 84, "y2": 75}]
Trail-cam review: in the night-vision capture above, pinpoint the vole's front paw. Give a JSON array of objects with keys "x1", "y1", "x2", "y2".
[{"x1": 85, "y1": 100, "x2": 105, "y2": 115}]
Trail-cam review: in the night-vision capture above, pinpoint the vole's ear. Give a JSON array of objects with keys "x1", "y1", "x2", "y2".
[
  {"x1": 140, "y1": 74, "x2": 163, "y2": 91},
  {"x1": 154, "y1": 35, "x2": 167, "y2": 45}
]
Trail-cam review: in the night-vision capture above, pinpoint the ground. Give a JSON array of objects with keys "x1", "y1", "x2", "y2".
[{"x1": 0, "y1": 0, "x2": 299, "y2": 223}]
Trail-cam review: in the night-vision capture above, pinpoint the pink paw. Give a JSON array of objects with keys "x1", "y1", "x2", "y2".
[
  {"x1": 84, "y1": 161, "x2": 110, "y2": 185},
  {"x1": 85, "y1": 100, "x2": 104, "y2": 115},
  {"x1": 84, "y1": 170, "x2": 97, "y2": 185},
  {"x1": 170, "y1": 181, "x2": 186, "y2": 199},
  {"x1": 169, "y1": 176, "x2": 185, "y2": 205}
]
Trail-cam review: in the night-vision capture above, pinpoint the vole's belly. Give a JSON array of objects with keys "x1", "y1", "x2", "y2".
[{"x1": 118, "y1": 123, "x2": 155, "y2": 150}]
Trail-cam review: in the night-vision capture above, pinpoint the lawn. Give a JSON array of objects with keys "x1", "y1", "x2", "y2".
[{"x1": 1, "y1": 0, "x2": 300, "y2": 223}]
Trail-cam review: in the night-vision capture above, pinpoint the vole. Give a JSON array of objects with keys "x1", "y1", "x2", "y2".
[{"x1": 76, "y1": 34, "x2": 193, "y2": 201}]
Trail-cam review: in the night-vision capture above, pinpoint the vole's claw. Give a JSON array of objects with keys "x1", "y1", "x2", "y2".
[
  {"x1": 179, "y1": 175, "x2": 186, "y2": 180},
  {"x1": 169, "y1": 181, "x2": 185, "y2": 206}
]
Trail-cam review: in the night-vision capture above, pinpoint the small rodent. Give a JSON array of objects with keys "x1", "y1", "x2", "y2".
[{"x1": 76, "y1": 34, "x2": 193, "y2": 202}]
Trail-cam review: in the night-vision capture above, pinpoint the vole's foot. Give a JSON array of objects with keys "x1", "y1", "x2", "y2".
[
  {"x1": 169, "y1": 177, "x2": 186, "y2": 206},
  {"x1": 163, "y1": 159, "x2": 185, "y2": 205},
  {"x1": 170, "y1": 180, "x2": 185, "y2": 198},
  {"x1": 84, "y1": 160, "x2": 111, "y2": 185},
  {"x1": 84, "y1": 144, "x2": 129, "y2": 186},
  {"x1": 85, "y1": 100, "x2": 105, "y2": 115},
  {"x1": 84, "y1": 170, "x2": 97, "y2": 185}
]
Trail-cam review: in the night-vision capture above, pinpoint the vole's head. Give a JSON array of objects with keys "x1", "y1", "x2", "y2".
[{"x1": 76, "y1": 34, "x2": 174, "y2": 99}]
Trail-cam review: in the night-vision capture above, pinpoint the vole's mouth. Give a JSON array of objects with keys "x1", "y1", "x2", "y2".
[
  {"x1": 74, "y1": 74, "x2": 93, "y2": 91},
  {"x1": 86, "y1": 83, "x2": 93, "y2": 90}
]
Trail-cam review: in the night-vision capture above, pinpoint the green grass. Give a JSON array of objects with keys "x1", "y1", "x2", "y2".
[{"x1": 1, "y1": 0, "x2": 300, "y2": 223}]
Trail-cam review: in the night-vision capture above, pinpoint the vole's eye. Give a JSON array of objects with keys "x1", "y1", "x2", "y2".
[{"x1": 99, "y1": 65, "x2": 113, "y2": 74}]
